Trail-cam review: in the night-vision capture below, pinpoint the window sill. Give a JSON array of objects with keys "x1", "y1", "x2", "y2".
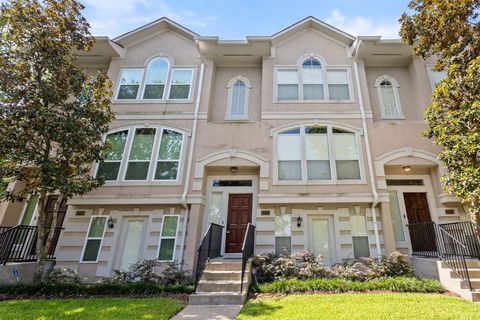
[
  {"x1": 224, "y1": 117, "x2": 251, "y2": 122},
  {"x1": 101, "y1": 180, "x2": 182, "y2": 186},
  {"x1": 112, "y1": 99, "x2": 194, "y2": 104},
  {"x1": 273, "y1": 179, "x2": 366, "y2": 186},
  {"x1": 274, "y1": 99, "x2": 356, "y2": 104},
  {"x1": 380, "y1": 116, "x2": 405, "y2": 120}
]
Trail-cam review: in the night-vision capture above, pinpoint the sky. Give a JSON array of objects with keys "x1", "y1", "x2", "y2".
[{"x1": 81, "y1": 0, "x2": 412, "y2": 39}]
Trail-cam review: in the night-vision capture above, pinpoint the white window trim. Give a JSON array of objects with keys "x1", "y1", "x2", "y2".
[
  {"x1": 80, "y1": 215, "x2": 107, "y2": 263},
  {"x1": 272, "y1": 124, "x2": 366, "y2": 185},
  {"x1": 166, "y1": 68, "x2": 195, "y2": 101},
  {"x1": 273, "y1": 54, "x2": 354, "y2": 103},
  {"x1": 351, "y1": 213, "x2": 370, "y2": 259},
  {"x1": 18, "y1": 194, "x2": 39, "y2": 226},
  {"x1": 374, "y1": 75, "x2": 404, "y2": 120},
  {"x1": 225, "y1": 75, "x2": 251, "y2": 121},
  {"x1": 93, "y1": 125, "x2": 187, "y2": 185},
  {"x1": 113, "y1": 57, "x2": 197, "y2": 103},
  {"x1": 157, "y1": 214, "x2": 180, "y2": 262},
  {"x1": 426, "y1": 64, "x2": 447, "y2": 91},
  {"x1": 139, "y1": 57, "x2": 171, "y2": 100}
]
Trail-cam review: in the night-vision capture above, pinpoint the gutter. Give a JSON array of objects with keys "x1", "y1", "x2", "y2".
[
  {"x1": 179, "y1": 62, "x2": 205, "y2": 270},
  {"x1": 352, "y1": 40, "x2": 382, "y2": 258}
]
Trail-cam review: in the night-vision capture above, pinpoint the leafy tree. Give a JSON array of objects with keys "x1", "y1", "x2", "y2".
[
  {"x1": 0, "y1": 0, "x2": 114, "y2": 281},
  {"x1": 400, "y1": 0, "x2": 480, "y2": 224}
]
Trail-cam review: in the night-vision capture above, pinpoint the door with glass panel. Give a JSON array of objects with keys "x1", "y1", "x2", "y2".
[
  {"x1": 309, "y1": 216, "x2": 336, "y2": 266},
  {"x1": 118, "y1": 218, "x2": 147, "y2": 270}
]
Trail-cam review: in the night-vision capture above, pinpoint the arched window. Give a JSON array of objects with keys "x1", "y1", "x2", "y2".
[
  {"x1": 96, "y1": 126, "x2": 184, "y2": 182},
  {"x1": 276, "y1": 125, "x2": 361, "y2": 182},
  {"x1": 143, "y1": 58, "x2": 170, "y2": 99},
  {"x1": 226, "y1": 76, "x2": 250, "y2": 120},
  {"x1": 375, "y1": 75, "x2": 403, "y2": 119},
  {"x1": 301, "y1": 57, "x2": 324, "y2": 100}
]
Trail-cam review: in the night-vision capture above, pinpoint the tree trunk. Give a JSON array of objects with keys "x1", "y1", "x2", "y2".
[{"x1": 33, "y1": 190, "x2": 48, "y2": 283}]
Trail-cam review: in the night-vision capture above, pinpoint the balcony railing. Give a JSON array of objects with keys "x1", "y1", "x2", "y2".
[{"x1": 0, "y1": 225, "x2": 63, "y2": 265}]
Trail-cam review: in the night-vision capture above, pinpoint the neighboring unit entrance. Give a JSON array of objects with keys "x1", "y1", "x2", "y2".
[
  {"x1": 225, "y1": 194, "x2": 252, "y2": 253},
  {"x1": 309, "y1": 216, "x2": 335, "y2": 266},
  {"x1": 118, "y1": 218, "x2": 147, "y2": 270},
  {"x1": 403, "y1": 192, "x2": 432, "y2": 223}
]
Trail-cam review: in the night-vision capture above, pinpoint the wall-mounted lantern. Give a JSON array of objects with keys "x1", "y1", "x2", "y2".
[
  {"x1": 296, "y1": 216, "x2": 303, "y2": 228},
  {"x1": 107, "y1": 216, "x2": 115, "y2": 229}
]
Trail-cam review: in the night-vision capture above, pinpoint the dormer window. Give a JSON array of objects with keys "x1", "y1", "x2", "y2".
[
  {"x1": 375, "y1": 75, "x2": 403, "y2": 119},
  {"x1": 226, "y1": 76, "x2": 251, "y2": 120}
]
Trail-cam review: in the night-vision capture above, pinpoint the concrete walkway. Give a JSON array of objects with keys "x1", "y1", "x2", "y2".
[{"x1": 171, "y1": 305, "x2": 243, "y2": 320}]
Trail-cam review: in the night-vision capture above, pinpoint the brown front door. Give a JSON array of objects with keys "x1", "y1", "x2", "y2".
[
  {"x1": 403, "y1": 192, "x2": 432, "y2": 224},
  {"x1": 225, "y1": 194, "x2": 252, "y2": 253}
]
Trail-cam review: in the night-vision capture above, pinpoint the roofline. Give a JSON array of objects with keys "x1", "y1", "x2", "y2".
[{"x1": 272, "y1": 16, "x2": 356, "y2": 41}]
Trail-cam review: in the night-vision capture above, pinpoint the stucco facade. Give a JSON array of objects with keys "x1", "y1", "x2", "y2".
[{"x1": 0, "y1": 17, "x2": 467, "y2": 281}]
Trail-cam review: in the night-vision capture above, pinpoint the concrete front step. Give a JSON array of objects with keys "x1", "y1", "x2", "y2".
[
  {"x1": 442, "y1": 260, "x2": 480, "y2": 269},
  {"x1": 197, "y1": 280, "x2": 243, "y2": 292},
  {"x1": 202, "y1": 270, "x2": 242, "y2": 281},
  {"x1": 206, "y1": 261, "x2": 242, "y2": 272},
  {"x1": 189, "y1": 292, "x2": 247, "y2": 305},
  {"x1": 450, "y1": 269, "x2": 480, "y2": 279},
  {"x1": 472, "y1": 291, "x2": 480, "y2": 302},
  {"x1": 461, "y1": 280, "x2": 480, "y2": 290}
]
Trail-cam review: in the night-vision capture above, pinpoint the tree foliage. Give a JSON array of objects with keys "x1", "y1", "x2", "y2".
[
  {"x1": 400, "y1": 0, "x2": 480, "y2": 222},
  {"x1": 0, "y1": 0, "x2": 114, "y2": 281}
]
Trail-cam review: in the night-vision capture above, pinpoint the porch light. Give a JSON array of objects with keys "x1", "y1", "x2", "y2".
[
  {"x1": 402, "y1": 166, "x2": 412, "y2": 173},
  {"x1": 296, "y1": 216, "x2": 303, "y2": 228},
  {"x1": 107, "y1": 216, "x2": 115, "y2": 229},
  {"x1": 230, "y1": 166, "x2": 238, "y2": 174}
]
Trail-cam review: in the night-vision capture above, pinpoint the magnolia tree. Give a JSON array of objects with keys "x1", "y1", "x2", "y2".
[
  {"x1": 0, "y1": 0, "x2": 114, "y2": 281},
  {"x1": 400, "y1": 0, "x2": 480, "y2": 224}
]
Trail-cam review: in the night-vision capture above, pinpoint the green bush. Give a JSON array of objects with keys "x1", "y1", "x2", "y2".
[
  {"x1": 255, "y1": 277, "x2": 445, "y2": 294},
  {"x1": 0, "y1": 282, "x2": 194, "y2": 298}
]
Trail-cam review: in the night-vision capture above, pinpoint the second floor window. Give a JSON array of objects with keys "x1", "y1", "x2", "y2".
[
  {"x1": 275, "y1": 56, "x2": 351, "y2": 102},
  {"x1": 276, "y1": 125, "x2": 361, "y2": 182},
  {"x1": 375, "y1": 75, "x2": 403, "y2": 119},
  {"x1": 226, "y1": 76, "x2": 251, "y2": 120},
  {"x1": 96, "y1": 126, "x2": 184, "y2": 182},
  {"x1": 116, "y1": 57, "x2": 194, "y2": 101}
]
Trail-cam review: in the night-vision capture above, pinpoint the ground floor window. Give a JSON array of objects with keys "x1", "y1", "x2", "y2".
[
  {"x1": 350, "y1": 214, "x2": 370, "y2": 259},
  {"x1": 158, "y1": 215, "x2": 179, "y2": 261},
  {"x1": 388, "y1": 191, "x2": 406, "y2": 242},
  {"x1": 81, "y1": 216, "x2": 107, "y2": 262},
  {"x1": 275, "y1": 213, "x2": 291, "y2": 255}
]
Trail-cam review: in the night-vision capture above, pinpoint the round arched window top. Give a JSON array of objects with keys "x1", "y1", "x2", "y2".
[
  {"x1": 302, "y1": 57, "x2": 322, "y2": 68},
  {"x1": 380, "y1": 80, "x2": 392, "y2": 87},
  {"x1": 234, "y1": 80, "x2": 246, "y2": 87}
]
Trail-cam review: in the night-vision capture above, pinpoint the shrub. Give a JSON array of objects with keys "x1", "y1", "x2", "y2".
[
  {"x1": 160, "y1": 264, "x2": 192, "y2": 285},
  {"x1": 130, "y1": 260, "x2": 160, "y2": 283},
  {"x1": 256, "y1": 277, "x2": 444, "y2": 294},
  {"x1": 252, "y1": 251, "x2": 413, "y2": 283},
  {"x1": 44, "y1": 268, "x2": 82, "y2": 284}
]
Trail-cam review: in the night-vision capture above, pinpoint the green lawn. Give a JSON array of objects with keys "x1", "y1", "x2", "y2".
[
  {"x1": 0, "y1": 297, "x2": 185, "y2": 320},
  {"x1": 238, "y1": 293, "x2": 480, "y2": 320}
]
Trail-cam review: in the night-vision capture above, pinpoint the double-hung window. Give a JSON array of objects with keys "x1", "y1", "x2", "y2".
[
  {"x1": 81, "y1": 216, "x2": 107, "y2": 262},
  {"x1": 96, "y1": 126, "x2": 184, "y2": 183},
  {"x1": 302, "y1": 58, "x2": 324, "y2": 100},
  {"x1": 276, "y1": 126, "x2": 361, "y2": 183},
  {"x1": 275, "y1": 213, "x2": 292, "y2": 255},
  {"x1": 168, "y1": 69, "x2": 193, "y2": 100},
  {"x1": 277, "y1": 70, "x2": 299, "y2": 100},
  {"x1": 117, "y1": 69, "x2": 144, "y2": 99},
  {"x1": 143, "y1": 58, "x2": 169, "y2": 99},
  {"x1": 350, "y1": 214, "x2": 370, "y2": 259},
  {"x1": 327, "y1": 69, "x2": 350, "y2": 100},
  {"x1": 158, "y1": 215, "x2": 179, "y2": 261}
]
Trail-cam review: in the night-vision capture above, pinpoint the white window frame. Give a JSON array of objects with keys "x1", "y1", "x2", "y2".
[
  {"x1": 426, "y1": 65, "x2": 447, "y2": 90},
  {"x1": 273, "y1": 54, "x2": 354, "y2": 103},
  {"x1": 18, "y1": 194, "x2": 39, "y2": 226},
  {"x1": 140, "y1": 57, "x2": 171, "y2": 100},
  {"x1": 350, "y1": 214, "x2": 370, "y2": 258},
  {"x1": 80, "y1": 215, "x2": 107, "y2": 263},
  {"x1": 93, "y1": 125, "x2": 187, "y2": 185},
  {"x1": 166, "y1": 68, "x2": 195, "y2": 101},
  {"x1": 225, "y1": 75, "x2": 251, "y2": 121},
  {"x1": 374, "y1": 75, "x2": 404, "y2": 120},
  {"x1": 272, "y1": 123, "x2": 365, "y2": 185},
  {"x1": 115, "y1": 68, "x2": 145, "y2": 100},
  {"x1": 157, "y1": 214, "x2": 180, "y2": 262}
]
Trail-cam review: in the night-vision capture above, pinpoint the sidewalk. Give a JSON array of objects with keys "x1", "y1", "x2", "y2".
[{"x1": 172, "y1": 305, "x2": 243, "y2": 320}]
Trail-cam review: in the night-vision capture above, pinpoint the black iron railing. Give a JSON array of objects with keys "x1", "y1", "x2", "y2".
[
  {"x1": 408, "y1": 221, "x2": 480, "y2": 291},
  {"x1": 0, "y1": 226, "x2": 12, "y2": 234},
  {"x1": 0, "y1": 225, "x2": 63, "y2": 265},
  {"x1": 194, "y1": 223, "x2": 224, "y2": 292},
  {"x1": 240, "y1": 223, "x2": 255, "y2": 293}
]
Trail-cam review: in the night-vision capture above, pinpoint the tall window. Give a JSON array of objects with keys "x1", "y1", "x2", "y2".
[
  {"x1": 276, "y1": 125, "x2": 361, "y2": 182},
  {"x1": 375, "y1": 75, "x2": 403, "y2": 119},
  {"x1": 275, "y1": 213, "x2": 292, "y2": 255},
  {"x1": 96, "y1": 126, "x2": 184, "y2": 182},
  {"x1": 116, "y1": 57, "x2": 195, "y2": 101},
  {"x1": 226, "y1": 76, "x2": 250, "y2": 119},
  {"x1": 81, "y1": 216, "x2": 107, "y2": 262},
  {"x1": 350, "y1": 214, "x2": 370, "y2": 259},
  {"x1": 158, "y1": 215, "x2": 179, "y2": 261},
  {"x1": 143, "y1": 58, "x2": 169, "y2": 99},
  {"x1": 275, "y1": 55, "x2": 350, "y2": 101}
]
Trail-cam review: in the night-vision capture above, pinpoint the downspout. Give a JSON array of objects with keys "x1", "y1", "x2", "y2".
[
  {"x1": 179, "y1": 62, "x2": 205, "y2": 270},
  {"x1": 352, "y1": 40, "x2": 382, "y2": 258}
]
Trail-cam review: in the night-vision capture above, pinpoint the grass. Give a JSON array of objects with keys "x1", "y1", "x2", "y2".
[
  {"x1": 238, "y1": 293, "x2": 480, "y2": 320},
  {"x1": 0, "y1": 297, "x2": 185, "y2": 320},
  {"x1": 255, "y1": 277, "x2": 445, "y2": 294}
]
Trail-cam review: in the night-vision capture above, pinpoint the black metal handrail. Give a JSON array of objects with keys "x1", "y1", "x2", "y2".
[
  {"x1": 436, "y1": 225, "x2": 472, "y2": 290},
  {"x1": 0, "y1": 226, "x2": 12, "y2": 234},
  {"x1": 194, "y1": 223, "x2": 224, "y2": 292},
  {"x1": 0, "y1": 225, "x2": 63, "y2": 265},
  {"x1": 439, "y1": 221, "x2": 480, "y2": 258},
  {"x1": 408, "y1": 222, "x2": 438, "y2": 257},
  {"x1": 240, "y1": 223, "x2": 255, "y2": 293}
]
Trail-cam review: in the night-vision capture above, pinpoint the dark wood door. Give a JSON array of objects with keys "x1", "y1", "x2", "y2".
[
  {"x1": 225, "y1": 194, "x2": 252, "y2": 253},
  {"x1": 403, "y1": 193, "x2": 432, "y2": 223}
]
